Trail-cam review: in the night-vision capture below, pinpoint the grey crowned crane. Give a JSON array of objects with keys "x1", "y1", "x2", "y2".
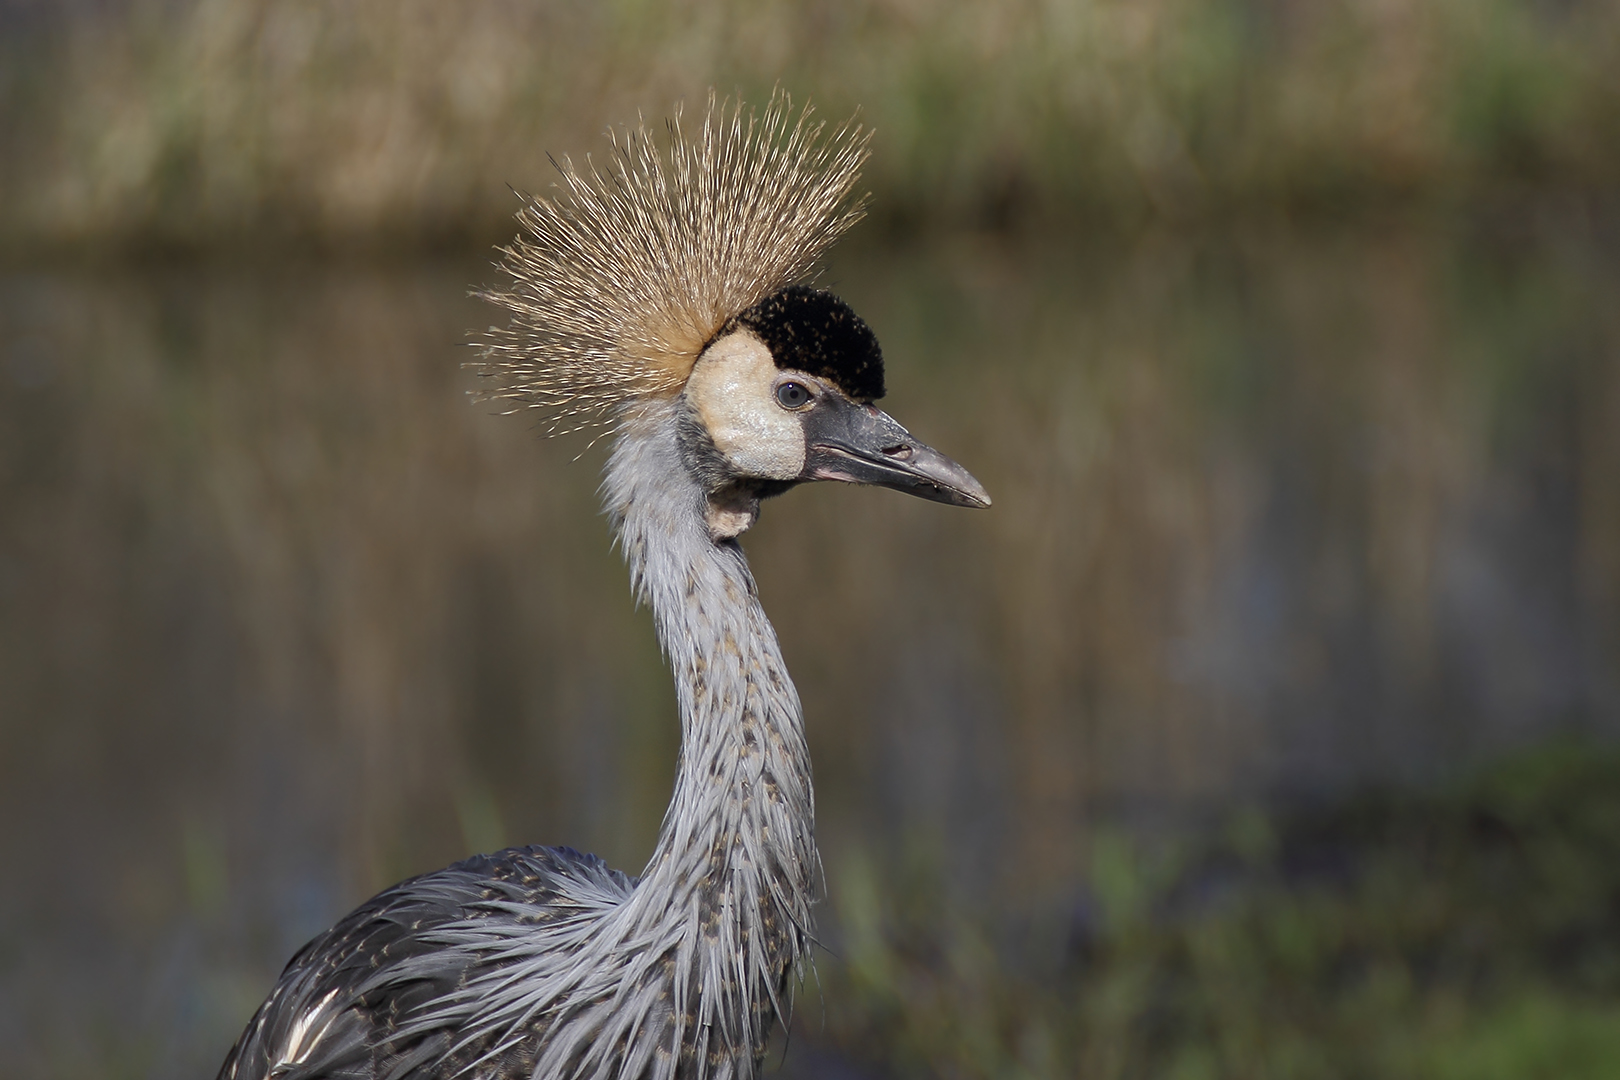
[{"x1": 219, "y1": 93, "x2": 989, "y2": 1080}]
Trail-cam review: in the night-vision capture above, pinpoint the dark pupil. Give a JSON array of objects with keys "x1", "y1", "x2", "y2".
[{"x1": 776, "y1": 382, "x2": 809, "y2": 408}]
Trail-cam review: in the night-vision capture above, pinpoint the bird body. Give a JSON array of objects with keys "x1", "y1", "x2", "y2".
[{"x1": 219, "y1": 94, "x2": 987, "y2": 1080}]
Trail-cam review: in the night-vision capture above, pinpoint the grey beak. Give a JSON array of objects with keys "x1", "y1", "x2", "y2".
[{"x1": 798, "y1": 396, "x2": 991, "y2": 509}]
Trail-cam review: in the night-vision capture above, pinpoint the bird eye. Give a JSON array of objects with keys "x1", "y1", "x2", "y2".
[{"x1": 775, "y1": 381, "x2": 811, "y2": 409}]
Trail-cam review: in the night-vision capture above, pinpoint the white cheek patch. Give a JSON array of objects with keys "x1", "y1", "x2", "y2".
[{"x1": 684, "y1": 331, "x2": 807, "y2": 481}]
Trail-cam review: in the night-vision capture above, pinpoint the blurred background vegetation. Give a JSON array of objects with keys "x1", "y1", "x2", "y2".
[
  {"x1": 825, "y1": 742, "x2": 1620, "y2": 1079},
  {"x1": 2, "y1": 0, "x2": 1618, "y2": 251},
  {"x1": 2, "y1": 2, "x2": 1619, "y2": 1079}
]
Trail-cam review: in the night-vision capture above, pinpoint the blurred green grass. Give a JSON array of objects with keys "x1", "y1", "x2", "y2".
[
  {"x1": 2, "y1": 0, "x2": 1618, "y2": 253},
  {"x1": 818, "y1": 741, "x2": 1620, "y2": 1079}
]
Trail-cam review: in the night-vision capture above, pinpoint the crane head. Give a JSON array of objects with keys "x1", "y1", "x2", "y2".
[
  {"x1": 680, "y1": 286, "x2": 989, "y2": 538},
  {"x1": 472, "y1": 92, "x2": 988, "y2": 542}
]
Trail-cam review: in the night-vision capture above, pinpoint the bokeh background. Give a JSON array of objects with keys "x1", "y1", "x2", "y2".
[{"x1": 3, "y1": 1, "x2": 1620, "y2": 1077}]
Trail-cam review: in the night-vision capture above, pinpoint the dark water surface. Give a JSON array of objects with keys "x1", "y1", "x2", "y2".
[{"x1": 2, "y1": 223, "x2": 1617, "y2": 1075}]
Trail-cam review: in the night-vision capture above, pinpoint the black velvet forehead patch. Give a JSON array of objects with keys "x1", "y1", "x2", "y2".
[{"x1": 723, "y1": 286, "x2": 886, "y2": 402}]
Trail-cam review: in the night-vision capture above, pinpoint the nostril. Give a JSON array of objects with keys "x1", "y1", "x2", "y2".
[{"x1": 880, "y1": 444, "x2": 913, "y2": 460}]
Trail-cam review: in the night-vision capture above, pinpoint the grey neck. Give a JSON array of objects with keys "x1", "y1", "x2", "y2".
[{"x1": 601, "y1": 399, "x2": 817, "y2": 1067}]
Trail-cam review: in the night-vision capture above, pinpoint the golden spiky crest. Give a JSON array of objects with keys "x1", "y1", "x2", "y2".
[{"x1": 473, "y1": 92, "x2": 872, "y2": 433}]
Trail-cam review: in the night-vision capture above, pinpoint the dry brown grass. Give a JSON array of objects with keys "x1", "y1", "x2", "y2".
[{"x1": 3, "y1": 0, "x2": 1618, "y2": 251}]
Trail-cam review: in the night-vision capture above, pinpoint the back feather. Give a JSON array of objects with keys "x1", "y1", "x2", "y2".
[{"x1": 473, "y1": 91, "x2": 872, "y2": 433}]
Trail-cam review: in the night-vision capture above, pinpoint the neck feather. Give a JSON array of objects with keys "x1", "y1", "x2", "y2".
[{"x1": 601, "y1": 400, "x2": 817, "y2": 1068}]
